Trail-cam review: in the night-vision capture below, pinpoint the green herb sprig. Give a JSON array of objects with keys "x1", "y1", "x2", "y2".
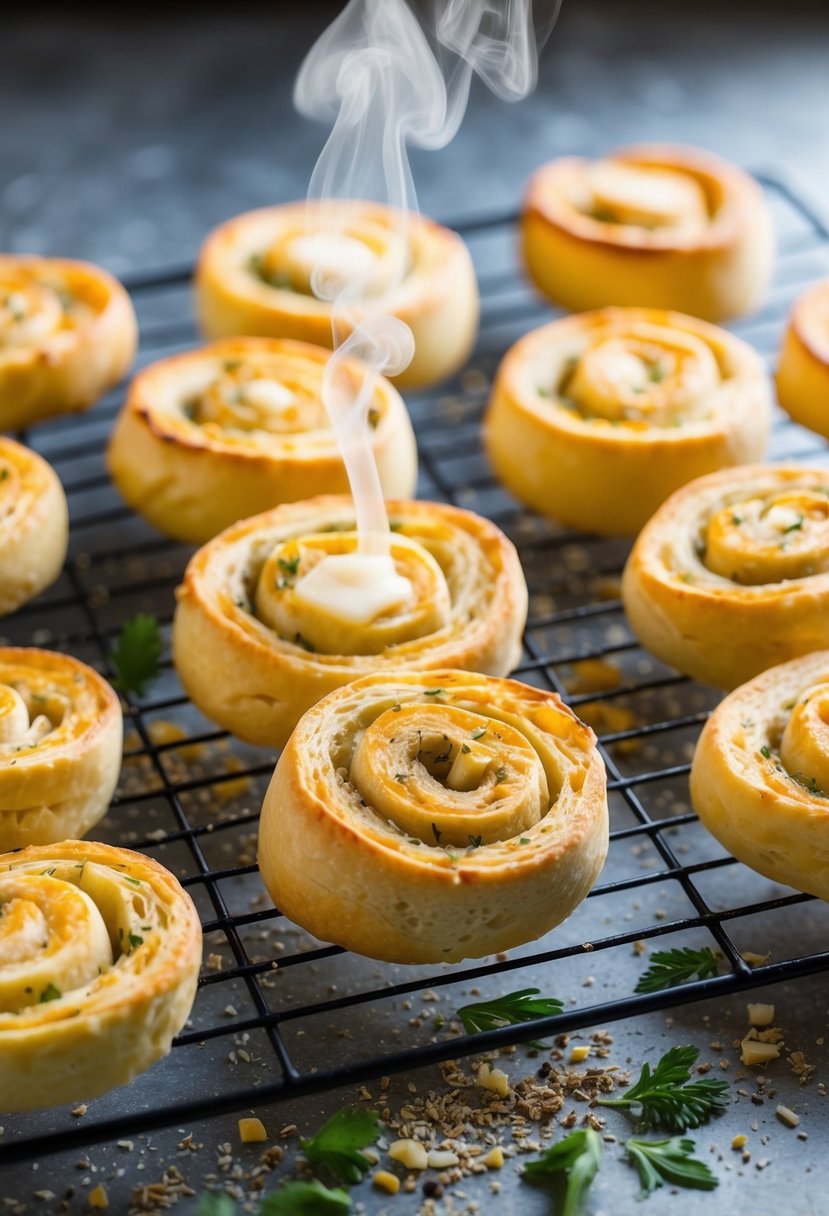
[
  {"x1": 299, "y1": 1107, "x2": 380, "y2": 1184},
  {"x1": 635, "y1": 946, "x2": 719, "y2": 994},
  {"x1": 597, "y1": 1045, "x2": 728, "y2": 1132},
  {"x1": 109, "y1": 613, "x2": 163, "y2": 697},
  {"x1": 522, "y1": 1128, "x2": 602, "y2": 1216},
  {"x1": 260, "y1": 1180, "x2": 351, "y2": 1214},
  {"x1": 457, "y1": 988, "x2": 563, "y2": 1036},
  {"x1": 625, "y1": 1135, "x2": 718, "y2": 1195}
]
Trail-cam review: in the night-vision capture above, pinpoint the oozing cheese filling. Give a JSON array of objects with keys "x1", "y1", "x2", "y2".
[{"x1": 254, "y1": 531, "x2": 451, "y2": 656}]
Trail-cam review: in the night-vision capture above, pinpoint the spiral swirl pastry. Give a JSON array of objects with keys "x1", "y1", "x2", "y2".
[
  {"x1": 776, "y1": 280, "x2": 829, "y2": 440},
  {"x1": 0, "y1": 840, "x2": 201, "y2": 1111},
  {"x1": 522, "y1": 144, "x2": 773, "y2": 322},
  {"x1": 107, "y1": 337, "x2": 417, "y2": 544},
  {"x1": 691, "y1": 651, "x2": 829, "y2": 901},
  {"x1": 484, "y1": 308, "x2": 770, "y2": 536},
  {"x1": 0, "y1": 438, "x2": 68, "y2": 617},
  {"x1": 0, "y1": 255, "x2": 137, "y2": 430},
  {"x1": 258, "y1": 670, "x2": 608, "y2": 964},
  {"x1": 622, "y1": 465, "x2": 829, "y2": 689},
  {"x1": 194, "y1": 201, "x2": 479, "y2": 390},
  {"x1": 173, "y1": 496, "x2": 528, "y2": 749},
  {"x1": 0, "y1": 648, "x2": 122, "y2": 849}
]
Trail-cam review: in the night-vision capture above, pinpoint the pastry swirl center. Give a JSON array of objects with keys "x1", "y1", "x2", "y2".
[
  {"x1": 256, "y1": 218, "x2": 410, "y2": 299},
  {"x1": 559, "y1": 321, "x2": 719, "y2": 425},
  {"x1": 581, "y1": 160, "x2": 709, "y2": 230},
  {"x1": 349, "y1": 703, "x2": 549, "y2": 847},
  {"x1": 0, "y1": 684, "x2": 54, "y2": 751},
  {"x1": 255, "y1": 531, "x2": 451, "y2": 656},
  {"x1": 779, "y1": 681, "x2": 829, "y2": 797},
  {"x1": 187, "y1": 358, "x2": 331, "y2": 436},
  {"x1": 0, "y1": 278, "x2": 62, "y2": 348},
  {"x1": 0, "y1": 875, "x2": 112, "y2": 1014},
  {"x1": 704, "y1": 491, "x2": 829, "y2": 584}
]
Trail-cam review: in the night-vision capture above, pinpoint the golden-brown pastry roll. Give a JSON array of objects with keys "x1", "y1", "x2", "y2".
[
  {"x1": 691, "y1": 651, "x2": 829, "y2": 900},
  {"x1": 194, "y1": 201, "x2": 479, "y2": 389},
  {"x1": 0, "y1": 255, "x2": 137, "y2": 430},
  {"x1": 522, "y1": 144, "x2": 773, "y2": 321},
  {"x1": 0, "y1": 840, "x2": 201, "y2": 1111},
  {"x1": 484, "y1": 308, "x2": 770, "y2": 536},
  {"x1": 107, "y1": 337, "x2": 417, "y2": 544},
  {"x1": 173, "y1": 496, "x2": 528, "y2": 749},
  {"x1": 258, "y1": 670, "x2": 608, "y2": 963},
  {"x1": 0, "y1": 648, "x2": 122, "y2": 849},
  {"x1": 776, "y1": 279, "x2": 829, "y2": 439},
  {"x1": 0, "y1": 438, "x2": 68, "y2": 616},
  {"x1": 623, "y1": 465, "x2": 829, "y2": 689}
]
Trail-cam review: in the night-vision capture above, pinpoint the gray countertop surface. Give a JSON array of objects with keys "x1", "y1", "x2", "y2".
[{"x1": 3, "y1": 3, "x2": 829, "y2": 1213}]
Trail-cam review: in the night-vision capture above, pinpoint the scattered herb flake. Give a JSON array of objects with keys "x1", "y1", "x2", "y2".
[{"x1": 40, "y1": 983, "x2": 62, "y2": 1003}]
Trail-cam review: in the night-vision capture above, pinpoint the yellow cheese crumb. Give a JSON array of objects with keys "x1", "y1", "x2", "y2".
[
  {"x1": 238, "y1": 1117, "x2": 268, "y2": 1143},
  {"x1": 483, "y1": 1147, "x2": 505, "y2": 1169},
  {"x1": 569, "y1": 1045, "x2": 590, "y2": 1063},
  {"x1": 88, "y1": 1186, "x2": 108, "y2": 1210},
  {"x1": 740, "y1": 1037, "x2": 781, "y2": 1066},
  {"x1": 731, "y1": 1135, "x2": 747, "y2": 1150},
  {"x1": 389, "y1": 1138, "x2": 428, "y2": 1170},
  {"x1": 477, "y1": 1062, "x2": 510, "y2": 1097},
  {"x1": 776, "y1": 1103, "x2": 800, "y2": 1127},
  {"x1": 741, "y1": 951, "x2": 769, "y2": 967},
  {"x1": 747, "y1": 1003, "x2": 775, "y2": 1027},
  {"x1": 427, "y1": 1149, "x2": 460, "y2": 1168},
  {"x1": 373, "y1": 1170, "x2": 401, "y2": 1195}
]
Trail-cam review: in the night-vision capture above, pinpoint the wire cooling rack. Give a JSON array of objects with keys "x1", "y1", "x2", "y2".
[{"x1": 4, "y1": 172, "x2": 829, "y2": 1166}]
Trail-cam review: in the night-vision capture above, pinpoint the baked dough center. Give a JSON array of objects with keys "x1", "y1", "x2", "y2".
[
  {"x1": 256, "y1": 218, "x2": 410, "y2": 300},
  {"x1": 0, "y1": 874, "x2": 113, "y2": 1013},
  {"x1": 349, "y1": 702, "x2": 549, "y2": 847},
  {"x1": 704, "y1": 491, "x2": 829, "y2": 584},
  {"x1": 582, "y1": 160, "x2": 709, "y2": 230},
  {"x1": 0, "y1": 684, "x2": 53, "y2": 751},
  {"x1": 558, "y1": 321, "x2": 720, "y2": 425},
  {"x1": 191, "y1": 359, "x2": 331, "y2": 437},
  {"x1": 779, "y1": 683, "x2": 829, "y2": 795},
  {"x1": 255, "y1": 531, "x2": 451, "y2": 655}
]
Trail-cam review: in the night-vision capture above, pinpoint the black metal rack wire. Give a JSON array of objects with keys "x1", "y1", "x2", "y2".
[{"x1": 4, "y1": 172, "x2": 829, "y2": 1166}]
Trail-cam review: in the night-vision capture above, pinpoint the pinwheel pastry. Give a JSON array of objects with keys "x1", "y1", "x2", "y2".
[
  {"x1": 258, "y1": 670, "x2": 608, "y2": 963},
  {"x1": 691, "y1": 651, "x2": 829, "y2": 901},
  {"x1": 194, "y1": 201, "x2": 479, "y2": 389},
  {"x1": 107, "y1": 337, "x2": 417, "y2": 544},
  {"x1": 0, "y1": 648, "x2": 122, "y2": 849},
  {"x1": 173, "y1": 496, "x2": 528, "y2": 749},
  {"x1": 522, "y1": 144, "x2": 773, "y2": 321},
  {"x1": 0, "y1": 839, "x2": 201, "y2": 1111},
  {"x1": 623, "y1": 465, "x2": 829, "y2": 689},
  {"x1": 484, "y1": 307, "x2": 770, "y2": 536},
  {"x1": 0, "y1": 255, "x2": 137, "y2": 431},
  {"x1": 0, "y1": 438, "x2": 68, "y2": 616},
  {"x1": 776, "y1": 279, "x2": 829, "y2": 439}
]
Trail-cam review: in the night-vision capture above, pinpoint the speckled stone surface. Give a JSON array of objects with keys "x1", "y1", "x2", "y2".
[{"x1": 2, "y1": 3, "x2": 829, "y2": 1213}]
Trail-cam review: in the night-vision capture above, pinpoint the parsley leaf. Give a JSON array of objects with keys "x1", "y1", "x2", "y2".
[
  {"x1": 196, "y1": 1196, "x2": 237, "y2": 1216},
  {"x1": 457, "y1": 988, "x2": 563, "y2": 1036},
  {"x1": 260, "y1": 1180, "x2": 351, "y2": 1214},
  {"x1": 523, "y1": 1128, "x2": 602, "y2": 1216},
  {"x1": 109, "y1": 614, "x2": 163, "y2": 697},
  {"x1": 299, "y1": 1107, "x2": 380, "y2": 1184},
  {"x1": 626, "y1": 1135, "x2": 718, "y2": 1195},
  {"x1": 635, "y1": 946, "x2": 719, "y2": 994},
  {"x1": 597, "y1": 1045, "x2": 728, "y2": 1132},
  {"x1": 39, "y1": 983, "x2": 62, "y2": 1003}
]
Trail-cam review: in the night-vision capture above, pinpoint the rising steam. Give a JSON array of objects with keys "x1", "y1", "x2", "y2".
[{"x1": 295, "y1": 0, "x2": 558, "y2": 555}]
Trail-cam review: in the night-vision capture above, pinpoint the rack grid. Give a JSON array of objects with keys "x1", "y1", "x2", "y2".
[{"x1": 4, "y1": 172, "x2": 829, "y2": 1166}]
